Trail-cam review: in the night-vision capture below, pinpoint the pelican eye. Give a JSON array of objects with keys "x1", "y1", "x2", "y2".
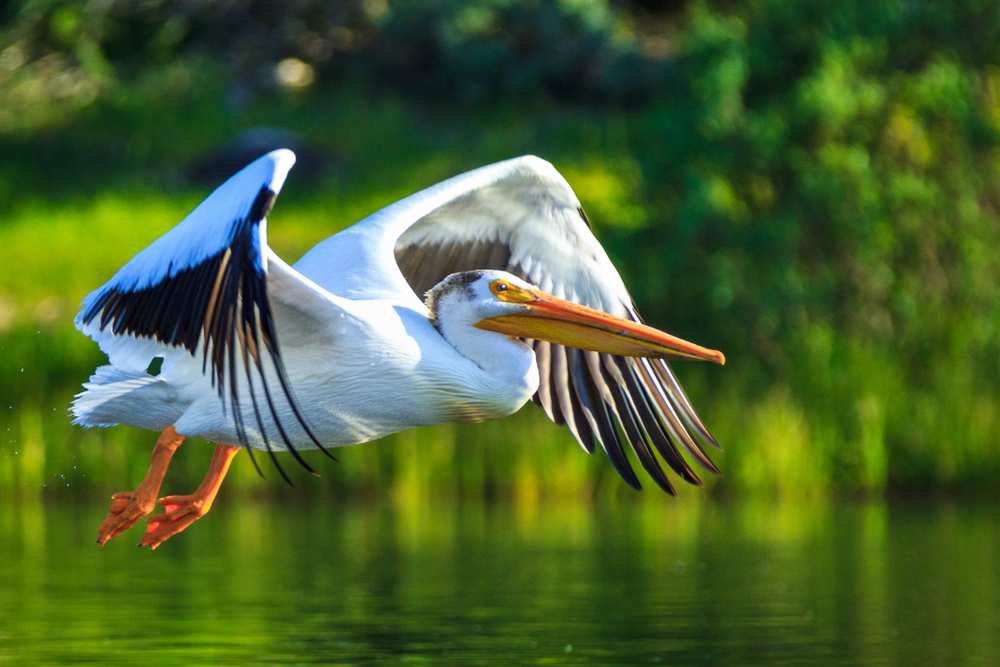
[
  {"x1": 490, "y1": 279, "x2": 535, "y2": 303},
  {"x1": 490, "y1": 280, "x2": 511, "y2": 298}
]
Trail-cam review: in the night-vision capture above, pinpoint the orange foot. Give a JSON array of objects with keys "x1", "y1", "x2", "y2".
[
  {"x1": 142, "y1": 495, "x2": 210, "y2": 550},
  {"x1": 97, "y1": 425, "x2": 185, "y2": 546},
  {"x1": 97, "y1": 491, "x2": 156, "y2": 546},
  {"x1": 140, "y1": 443, "x2": 240, "y2": 550}
]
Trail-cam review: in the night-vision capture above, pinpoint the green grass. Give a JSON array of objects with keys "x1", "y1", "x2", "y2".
[
  {"x1": 0, "y1": 100, "x2": 692, "y2": 502},
  {"x1": 3, "y1": 71, "x2": 1000, "y2": 503}
]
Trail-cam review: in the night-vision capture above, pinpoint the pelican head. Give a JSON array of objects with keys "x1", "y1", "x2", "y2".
[{"x1": 426, "y1": 270, "x2": 724, "y2": 364}]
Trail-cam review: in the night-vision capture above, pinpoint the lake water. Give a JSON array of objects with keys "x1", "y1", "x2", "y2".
[{"x1": 1, "y1": 498, "x2": 998, "y2": 665}]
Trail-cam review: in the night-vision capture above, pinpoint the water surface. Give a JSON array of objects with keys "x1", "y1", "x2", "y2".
[{"x1": 1, "y1": 498, "x2": 998, "y2": 665}]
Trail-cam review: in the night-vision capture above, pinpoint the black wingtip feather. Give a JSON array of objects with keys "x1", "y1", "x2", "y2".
[
  {"x1": 652, "y1": 360, "x2": 723, "y2": 452},
  {"x1": 599, "y1": 360, "x2": 676, "y2": 495},
  {"x1": 81, "y1": 184, "x2": 331, "y2": 482},
  {"x1": 572, "y1": 350, "x2": 642, "y2": 490},
  {"x1": 601, "y1": 356, "x2": 686, "y2": 489},
  {"x1": 638, "y1": 359, "x2": 723, "y2": 476},
  {"x1": 609, "y1": 355, "x2": 701, "y2": 487},
  {"x1": 392, "y1": 231, "x2": 722, "y2": 494}
]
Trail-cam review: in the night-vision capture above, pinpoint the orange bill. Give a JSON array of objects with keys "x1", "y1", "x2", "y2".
[{"x1": 475, "y1": 286, "x2": 725, "y2": 364}]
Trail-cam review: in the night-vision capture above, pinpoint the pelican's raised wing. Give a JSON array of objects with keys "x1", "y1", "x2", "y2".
[
  {"x1": 296, "y1": 156, "x2": 722, "y2": 494},
  {"x1": 75, "y1": 149, "x2": 334, "y2": 480}
]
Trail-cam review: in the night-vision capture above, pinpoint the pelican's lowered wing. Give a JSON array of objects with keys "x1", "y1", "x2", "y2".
[{"x1": 296, "y1": 156, "x2": 723, "y2": 494}]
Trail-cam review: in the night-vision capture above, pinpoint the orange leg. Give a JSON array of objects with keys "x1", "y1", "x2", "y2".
[
  {"x1": 97, "y1": 425, "x2": 185, "y2": 546},
  {"x1": 141, "y1": 443, "x2": 241, "y2": 550}
]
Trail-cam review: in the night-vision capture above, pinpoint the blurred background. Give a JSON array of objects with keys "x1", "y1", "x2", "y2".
[
  {"x1": 6, "y1": 2, "x2": 1000, "y2": 664},
  {"x1": 3, "y1": 0, "x2": 1000, "y2": 503}
]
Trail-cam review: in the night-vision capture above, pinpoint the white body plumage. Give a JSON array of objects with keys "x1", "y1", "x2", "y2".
[{"x1": 74, "y1": 150, "x2": 724, "y2": 493}]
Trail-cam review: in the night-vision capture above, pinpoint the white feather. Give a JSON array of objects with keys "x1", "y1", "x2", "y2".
[
  {"x1": 72, "y1": 365, "x2": 180, "y2": 430},
  {"x1": 77, "y1": 149, "x2": 294, "y2": 315},
  {"x1": 294, "y1": 155, "x2": 632, "y2": 315}
]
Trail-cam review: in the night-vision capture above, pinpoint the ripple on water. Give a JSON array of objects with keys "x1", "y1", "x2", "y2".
[{"x1": 0, "y1": 499, "x2": 999, "y2": 665}]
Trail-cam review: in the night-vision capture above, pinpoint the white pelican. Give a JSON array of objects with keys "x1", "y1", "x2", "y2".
[{"x1": 73, "y1": 150, "x2": 725, "y2": 549}]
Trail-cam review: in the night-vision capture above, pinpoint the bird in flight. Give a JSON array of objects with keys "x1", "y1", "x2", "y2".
[{"x1": 74, "y1": 150, "x2": 725, "y2": 549}]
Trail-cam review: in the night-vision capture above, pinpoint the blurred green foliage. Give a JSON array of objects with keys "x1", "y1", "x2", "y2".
[{"x1": 3, "y1": 0, "x2": 1000, "y2": 501}]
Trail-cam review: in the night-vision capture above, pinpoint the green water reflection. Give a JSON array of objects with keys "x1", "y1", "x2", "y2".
[{"x1": 1, "y1": 499, "x2": 998, "y2": 665}]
